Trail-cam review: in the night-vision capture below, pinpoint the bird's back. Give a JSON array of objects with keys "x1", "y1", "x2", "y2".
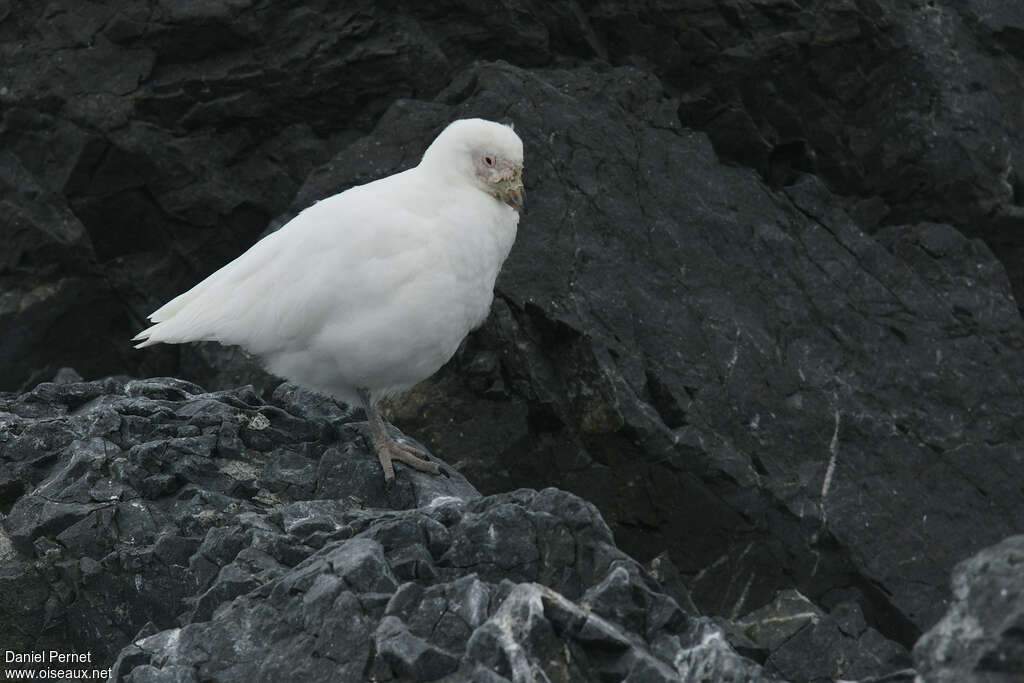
[{"x1": 136, "y1": 170, "x2": 425, "y2": 348}]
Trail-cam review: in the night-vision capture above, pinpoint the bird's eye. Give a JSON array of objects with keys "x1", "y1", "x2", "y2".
[{"x1": 484, "y1": 156, "x2": 494, "y2": 167}]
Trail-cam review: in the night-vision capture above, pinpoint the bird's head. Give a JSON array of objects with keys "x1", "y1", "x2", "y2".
[{"x1": 421, "y1": 118, "x2": 525, "y2": 212}]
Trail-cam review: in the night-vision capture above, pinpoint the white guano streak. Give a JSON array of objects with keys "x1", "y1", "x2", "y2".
[{"x1": 820, "y1": 409, "x2": 841, "y2": 523}]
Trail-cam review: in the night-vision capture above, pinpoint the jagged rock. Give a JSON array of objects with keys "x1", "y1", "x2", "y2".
[
  {"x1": 726, "y1": 589, "x2": 910, "y2": 682},
  {"x1": 914, "y1": 535, "x2": 1024, "y2": 682},
  {"x1": 107, "y1": 492, "x2": 770, "y2": 682},
  {"x1": 0, "y1": 377, "x2": 771, "y2": 681},
  {"x1": 0, "y1": 376, "x2": 469, "y2": 665}
]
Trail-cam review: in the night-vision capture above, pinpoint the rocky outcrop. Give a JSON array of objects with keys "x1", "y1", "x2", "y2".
[
  {"x1": 0, "y1": 376, "x2": 460, "y2": 661},
  {"x1": 914, "y1": 536, "x2": 1024, "y2": 682},
  {"x1": 0, "y1": 376, "x2": 770, "y2": 681},
  {"x1": 3, "y1": 1, "x2": 1024, "y2": 680}
]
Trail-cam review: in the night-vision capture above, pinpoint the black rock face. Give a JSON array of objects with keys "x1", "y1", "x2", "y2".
[
  {"x1": 2, "y1": 1, "x2": 1024, "y2": 681},
  {"x1": 378, "y1": 62, "x2": 1024, "y2": 643}
]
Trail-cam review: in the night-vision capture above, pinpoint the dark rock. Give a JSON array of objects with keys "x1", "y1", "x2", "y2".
[
  {"x1": 1, "y1": 377, "x2": 771, "y2": 681},
  {"x1": 729, "y1": 589, "x2": 911, "y2": 682},
  {"x1": 914, "y1": 535, "x2": 1024, "y2": 682},
  {"x1": 359, "y1": 60, "x2": 1024, "y2": 652},
  {"x1": 578, "y1": 1, "x2": 1024, "y2": 299},
  {"x1": 647, "y1": 551, "x2": 700, "y2": 617},
  {"x1": 376, "y1": 616, "x2": 460, "y2": 681},
  {"x1": 0, "y1": 377, "x2": 470, "y2": 664},
  {"x1": 110, "y1": 494, "x2": 767, "y2": 681}
]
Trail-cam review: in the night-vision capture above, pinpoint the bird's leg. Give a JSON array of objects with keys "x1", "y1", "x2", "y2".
[{"x1": 358, "y1": 388, "x2": 441, "y2": 484}]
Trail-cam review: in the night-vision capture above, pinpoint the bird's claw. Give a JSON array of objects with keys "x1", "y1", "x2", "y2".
[{"x1": 375, "y1": 437, "x2": 441, "y2": 486}]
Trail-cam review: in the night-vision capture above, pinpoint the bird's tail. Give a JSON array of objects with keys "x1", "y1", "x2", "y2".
[
  {"x1": 131, "y1": 277, "x2": 223, "y2": 348},
  {"x1": 132, "y1": 327, "x2": 158, "y2": 348}
]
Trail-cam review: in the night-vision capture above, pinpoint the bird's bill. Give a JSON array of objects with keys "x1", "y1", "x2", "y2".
[
  {"x1": 493, "y1": 174, "x2": 524, "y2": 212},
  {"x1": 502, "y1": 185, "x2": 524, "y2": 212}
]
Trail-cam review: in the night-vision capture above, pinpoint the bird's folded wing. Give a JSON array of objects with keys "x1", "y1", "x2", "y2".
[{"x1": 133, "y1": 188, "x2": 435, "y2": 353}]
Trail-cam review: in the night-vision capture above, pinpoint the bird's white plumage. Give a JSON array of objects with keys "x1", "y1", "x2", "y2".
[{"x1": 135, "y1": 118, "x2": 523, "y2": 407}]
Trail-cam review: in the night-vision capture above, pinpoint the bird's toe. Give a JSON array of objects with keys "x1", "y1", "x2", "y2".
[
  {"x1": 390, "y1": 440, "x2": 441, "y2": 475},
  {"x1": 372, "y1": 435, "x2": 441, "y2": 483}
]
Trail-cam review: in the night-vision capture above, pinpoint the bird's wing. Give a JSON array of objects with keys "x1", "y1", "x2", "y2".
[{"x1": 133, "y1": 178, "x2": 437, "y2": 354}]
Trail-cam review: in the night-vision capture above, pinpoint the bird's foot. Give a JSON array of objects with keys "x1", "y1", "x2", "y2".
[{"x1": 374, "y1": 436, "x2": 441, "y2": 485}]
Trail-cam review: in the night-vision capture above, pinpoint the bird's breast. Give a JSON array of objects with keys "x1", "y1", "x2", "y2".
[{"x1": 440, "y1": 204, "x2": 518, "y2": 322}]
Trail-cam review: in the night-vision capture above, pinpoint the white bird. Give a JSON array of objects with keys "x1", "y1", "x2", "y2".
[{"x1": 134, "y1": 118, "x2": 524, "y2": 484}]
